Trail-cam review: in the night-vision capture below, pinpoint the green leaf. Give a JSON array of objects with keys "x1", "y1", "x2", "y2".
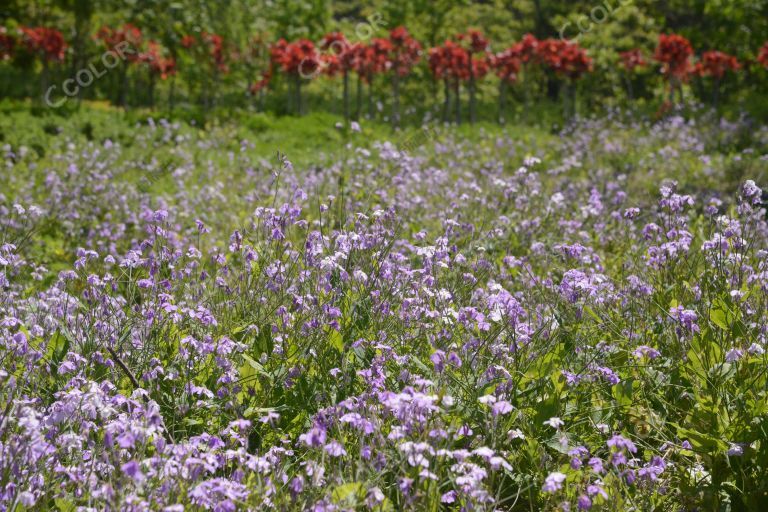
[
  {"x1": 332, "y1": 482, "x2": 365, "y2": 505},
  {"x1": 584, "y1": 306, "x2": 602, "y2": 323},
  {"x1": 46, "y1": 330, "x2": 71, "y2": 374},
  {"x1": 709, "y1": 302, "x2": 729, "y2": 330},
  {"x1": 54, "y1": 499, "x2": 76, "y2": 512},
  {"x1": 675, "y1": 426, "x2": 728, "y2": 453},
  {"x1": 239, "y1": 353, "x2": 271, "y2": 383},
  {"x1": 329, "y1": 330, "x2": 344, "y2": 353}
]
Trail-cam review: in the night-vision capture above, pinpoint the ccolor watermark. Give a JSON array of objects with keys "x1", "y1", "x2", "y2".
[
  {"x1": 396, "y1": 126, "x2": 437, "y2": 159},
  {"x1": 558, "y1": 0, "x2": 634, "y2": 43},
  {"x1": 45, "y1": 41, "x2": 137, "y2": 108},
  {"x1": 137, "y1": 161, "x2": 175, "y2": 193}
]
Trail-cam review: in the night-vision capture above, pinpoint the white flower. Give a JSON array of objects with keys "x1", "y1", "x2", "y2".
[
  {"x1": 478, "y1": 394, "x2": 497, "y2": 405},
  {"x1": 542, "y1": 471, "x2": 566, "y2": 493},
  {"x1": 524, "y1": 156, "x2": 542, "y2": 167},
  {"x1": 544, "y1": 417, "x2": 564, "y2": 429}
]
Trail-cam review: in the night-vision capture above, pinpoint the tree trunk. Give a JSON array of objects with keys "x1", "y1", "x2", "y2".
[
  {"x1": 443, "y1": 78, "x2": 450, "y2": 123},
  {"x1": 40, "y1": 60, "x2": 49, "y2": 103},
  {"x1": 168, "y1": 75, "x2": 176, "y2": 112},
  {"x1": 295, "y1": 75, "x2": 303, "y2": 116},
  {"x1": 148, "y1": 72, "x2": 155, "y2": 109},
  {"x1": 367, "y1": 76, "x2": 374, "y2": 119},
  {"x1": 392, "y1": 71, "x2": 400, "y2": 128},
  {"x1": 118, "y1": 64, "x2": 128, "y2": 108},
  {"x1": 468, "y1": 55, "x2": 476, "y2": 124},
  {"x1": 453, "y1": 78, "x2": 461, "y2": 125},
  {"x1": 355, "y1": 74, "x2": 362, "y2": 120},
  {"x1": 498, "y1": 80, "x2": 506, "y2": 125},
  {"x1": 343, "y1": 70, "x2": 349, "y2": 121}
]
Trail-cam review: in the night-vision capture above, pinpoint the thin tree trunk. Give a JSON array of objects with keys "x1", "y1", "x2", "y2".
[
  {"x1": 148, "y1": 72, "x2": 155, "y2": 109},
  {"x1": 443, "y1": 78, "x2": 450, "y2": 123},
  {"x1": 342, "y1": 70, "x2": 349, "y2": 121},
  {"x1": 40, "y1": 60, "x2": 49, "y2": 103},
  {"x1": 572, "y1": 81, "x2": 578, "y2": 119},
  {"x1": 392, "y1": 71, "x2": 400, "y2": 128},
  {"x1": 624, "y1": 74, "x2": 634, "y2": 101},
  {"x1": 168, "y1": 75, "x2": 176, "y2": 112},
  {"x1": 367, "y1": 75, "x2": 374, "y2": 119},
  {"x1": 296, "y1": 75, "x2": 303, "y2": 116},
  {"x1": 118, "y1": 64, "x2": 128, "y2": 108},
  {"x1": 468, "y1": 55, "x2": 476, "y2": 124},
  {"x1": 498, "y1": 80, "x2": 506, "y2": 124},
  {"x1": 354, "y1": 74, "x2": 362, "y2": 120},
  {"x1": 454, "y1": 78, "x2": 461, "y2": 124}
]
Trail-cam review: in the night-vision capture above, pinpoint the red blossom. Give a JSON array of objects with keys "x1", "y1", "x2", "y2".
[
  {"x1": 95, "y1": 24, "x2": 142, "y2": 62},
  {"x1": 321, "y1": 53, "x2": 341, "y2": 77},
  {"x1": 201, "y1": 32, "x2": 228, "y2": 73},
  {"x1": 140, "y1": 41, "x2": 176, "y2": 80},
  {"x1": 654, "y1": 34, "x2": 693, "y2": 80},
  {"x1": 321, "y1": 32, "x2": 359, "y2": 74},
  {"x1": 20, "y1": 26, "x2": 67, "y2": 62},
  {"x1": 619, "y1": 49, "x2": 646, "y2": 72},
  {"x1": 270, "y1": 38, "x2": 319, "y2": 78},
  {"x1": 387, "y1": 26, "x2": 421, "y2": 77},
  {"x1": 457, "y1": 29, "x2": 489, "y2": 54},
  {"x1": 249, "y1": 69, "x2": 272, "y2": 95},
  {"x1": 428, "y1": 40, "x2": 470, "y2": 81},
  {"x1": 509, "y1": 34, "x2": 539, "y2": 65},
  {"x1": 693, "y1": 50, "x2": 740, "y2": 79},
  {"x1": 352, "y1": 39, "x2": 391, "y2": 82},
  {"x1": 755, "y1": 41, "x2": 767, "y2": 69},
  {"x1": 535, "y1": 38, "x2": 592, "y2": 80},
  {"x1": 490, "y1": 48, "x2": 522, "y2": 83}
]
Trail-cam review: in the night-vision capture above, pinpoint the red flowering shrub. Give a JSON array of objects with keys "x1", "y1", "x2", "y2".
[
  {"x1": 180, "y1": 32, "x2": 228, "y2": 73},
  {"x1": 387, "y1": 26, "x2": 421, "y2": 76},
  {"x1": 490, "y1": 49, "x2": 521, "y2": 83},
  {"x1": 320, "y1": 32, "x2": 353, "y2": 78},
  {"x1": 270, "y1": 39, "x2": 319, "y2": 78},
  {"x1": 321, "y1": 32, "x2": 348, "y2": 56},
  {"x1": 755, "y1": 41, "x2": 767, "y2": 69},
  {"x1": 249, "y1": 69, "x2": 271, "y2": 94},
  {"x1": 693, "y1": 51, "x2": 740, "y2": 79},
  {"x1": 140, "y1": 41, "x2": 176, "y2": 80},
  {"x1": 654, "y1": 34, "x2": 693, "y2": 80},
  {"x1": 510, "y1": 34, "x2": 539, "y2": 66},
  {"x1": 95, "y1": 24, "x2": 142, "y2": 62},
  {"x1": 20, "y1": 26, "x2": 67, "y2": 62},
  {"x1": 619, "y1": 49, "x2": 646, "y2": 72},
  {"x1": 181, "y1": 35, "x2": 196, "y2": 49},
  {"x1": 429, "y1": 40, "x2": 469, "y2": 81},
  {"x1": 536, "y1": 39, "x2": 592, "y2": 80},
  {"x1": 456, "y1": 29, "x2": 490, "y2": 78},
  {"x1": 202, "y1": 32, "x2": 228, "y2": 73},
  {"x1": 457, "y1": 29, "x2": 489, "y2": 55}
]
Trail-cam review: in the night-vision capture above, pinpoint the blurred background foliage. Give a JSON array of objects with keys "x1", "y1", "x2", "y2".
[{"x1": 1, "y1": 0, "x2": 767, "y2": 124}]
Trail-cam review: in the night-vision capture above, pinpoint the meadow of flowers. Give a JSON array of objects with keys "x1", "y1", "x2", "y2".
[{"x1": 1, "y1": 109, "x2": 768, "y2": 511}]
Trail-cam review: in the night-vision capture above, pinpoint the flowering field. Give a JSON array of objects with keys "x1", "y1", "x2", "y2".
[{"x1": 2, "y1": 108, "x2": 768, "y2": 511}]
